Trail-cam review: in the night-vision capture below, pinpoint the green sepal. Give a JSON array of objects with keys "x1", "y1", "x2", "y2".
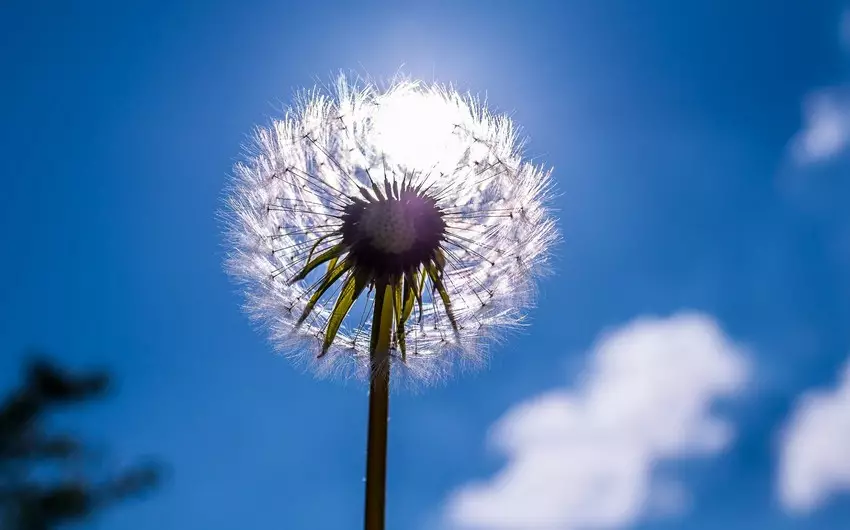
[
  {"x1": 405, "y1": 268, "x2": 426, "y2": 324},
  {"x1": 425, "y1": 261, "x2": 459, "y2": 334},
  {"x1": 395, "y1": 271, "x2": 422, "y2": 360},
  {"x1": 319, "y1": 270, "x2": 370, "y2": 358},
  {"x1": 433, "y1": 248, "x2": 447, "y2": 271},
  {"x1": 288, "y1": 242, "x2": 346, "y2": 285},
  {"x1": 400, "y1": 272, "x2": 417, "y2": 324},
  {"x1": 393, "y1": 280, "x2": 406, "y2": 361},
  {"x1": 296, "y1": 259, "x2": 353, "y2": 327},
  {"x1": 369, "y1": 282, "x2": 395, "y2": 357},
  {"x1": 304, "y1": 233, "x2": 335, "y2": 265}
]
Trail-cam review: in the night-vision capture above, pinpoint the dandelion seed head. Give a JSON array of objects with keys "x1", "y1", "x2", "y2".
[{"x1": 223, "y1": 74, "x2": 559, "y2": 386}]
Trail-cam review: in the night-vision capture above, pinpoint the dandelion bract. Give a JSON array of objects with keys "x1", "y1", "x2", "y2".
[{"x1": 223, "y1": 75, "x2": 558, "y2": 386}]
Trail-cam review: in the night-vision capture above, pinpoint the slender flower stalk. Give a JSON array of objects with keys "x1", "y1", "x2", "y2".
[{"x1": 223, "y1": 75, "x2": 557, "y2": 529}]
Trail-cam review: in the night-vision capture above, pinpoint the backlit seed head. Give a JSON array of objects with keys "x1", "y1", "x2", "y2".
[{"x1": 222, "y1": 74, "x2": 559, "y2": 386}]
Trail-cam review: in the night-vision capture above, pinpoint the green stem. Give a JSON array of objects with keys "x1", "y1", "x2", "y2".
[{"x1": 364, "y1": 282, "x2": 393, "y2": 530}]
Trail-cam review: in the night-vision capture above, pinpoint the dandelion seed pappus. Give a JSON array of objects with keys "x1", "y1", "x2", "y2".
[{"x1": 223, "y1": 74, "x2": 558, "y2": 385}]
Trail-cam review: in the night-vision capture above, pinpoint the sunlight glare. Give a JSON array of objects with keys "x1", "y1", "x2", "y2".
[{"x1": 371, "y1": 89, "x2": 468, "y2": 173}]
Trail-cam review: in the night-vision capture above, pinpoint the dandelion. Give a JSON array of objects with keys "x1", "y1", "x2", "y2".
[{"x1": 223, "y1": 75, "x2": 557, "y2": 529}]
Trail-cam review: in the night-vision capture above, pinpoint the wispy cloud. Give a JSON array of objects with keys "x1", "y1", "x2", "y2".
[
  {"x1": 779, "y1": 358, "x2": 850, "y2": 513},
  {"x1": 442, "y1": 313, "x2": 749, "y2": 530},
  {"x1": 790, "y1": 88, "x2": 850, "y2": 164},
  {"x1": 789, "y1": 10, "x2": 850, "y2": 165}
]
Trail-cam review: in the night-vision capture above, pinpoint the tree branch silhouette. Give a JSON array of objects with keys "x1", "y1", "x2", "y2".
[{"x1": 0, "y1": 353, "x2": 163, "y2": 529}]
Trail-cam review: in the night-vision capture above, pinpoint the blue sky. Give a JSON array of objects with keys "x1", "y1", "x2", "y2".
[{"x1": 2, "y1": 1, "x2": 850, "y2": 528}]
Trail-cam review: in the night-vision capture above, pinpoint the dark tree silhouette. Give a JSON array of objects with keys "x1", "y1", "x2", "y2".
[{"x1": 0, "y1": 355, "x2": 162, "y2": 529}]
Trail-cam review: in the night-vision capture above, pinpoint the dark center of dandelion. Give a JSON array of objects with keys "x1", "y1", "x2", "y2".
[
  {"x1": 341, "y1": 189, "x2": 445, "y2": 278},
  {"x1": 282, "y1": 178, "x2": 460, "y2": 358}
]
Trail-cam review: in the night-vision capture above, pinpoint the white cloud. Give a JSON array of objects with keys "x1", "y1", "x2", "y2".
[
  {"x1": 443, "y1": 313, "x2": 749, "y2": 530},
  {"x1": 778, "y1": 359, "x2": 850, "y2": 513},
  {"x1": 788, "y1": 11, "x2": 850, "y2": 165},
  {"x1": 790, "y1": 89, "x2": 850, "y2": 164}
]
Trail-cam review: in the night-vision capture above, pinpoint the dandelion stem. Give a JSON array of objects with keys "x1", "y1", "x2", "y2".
[{"x1": 364, "y1": 281, "x2": 393, "y2": 530}]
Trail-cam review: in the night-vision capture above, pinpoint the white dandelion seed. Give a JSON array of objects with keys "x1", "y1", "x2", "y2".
[{"x1": 223, "y1": 75, "x2": 558, "y2": 386}]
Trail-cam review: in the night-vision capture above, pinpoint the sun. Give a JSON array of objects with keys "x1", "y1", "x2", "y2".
[{"x1": 371, "y1": 88, "x2": 469, "y2": 172}]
